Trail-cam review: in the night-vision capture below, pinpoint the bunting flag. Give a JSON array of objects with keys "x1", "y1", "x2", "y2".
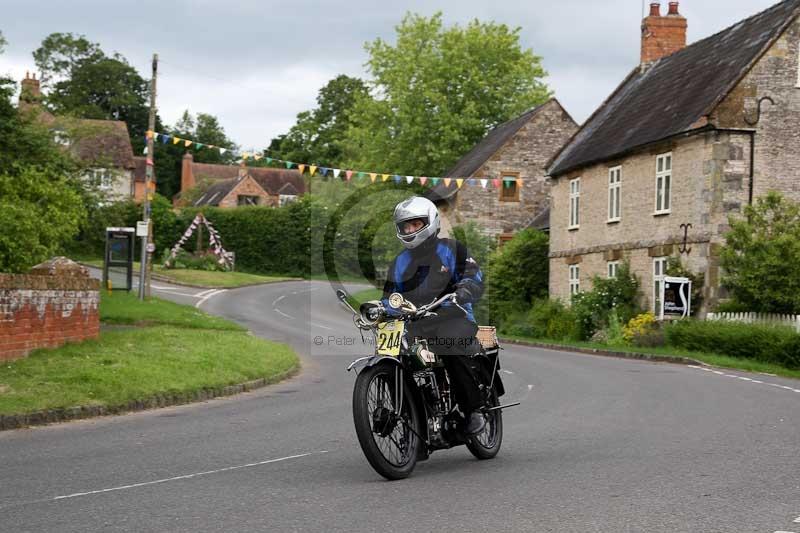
[{"x1": 144, "y1": 129, "x2": 527, "y2": 192}]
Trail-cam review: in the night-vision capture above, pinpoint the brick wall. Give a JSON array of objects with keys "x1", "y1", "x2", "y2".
[
  {"x1": 218, "y1": 176, "x2": 277, "y2": 208},
  {"x1": 0, "y1": 259, "x2": 100, "y2": 362},
  {"x1": 450, "y1": 99, "x2": 578, "y2": 238}
]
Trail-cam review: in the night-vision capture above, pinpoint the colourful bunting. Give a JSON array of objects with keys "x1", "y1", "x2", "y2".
[
  {"x1": 285, "y1": 161, "x2": 294, "y2": 169},
  {"x1": 492, "y1": 179, "x2": 500, "y2": 188},
  {"x1": 172, "y1": 137, "x2": 181, "y2": 145},
  {"x1": 319, "y1": 167, "x2": 328, "y2": 177},
  {"x1": 184, "y1": 140, "x2": 192, "y2": 148},
  {"x1": 333, "y1": 169, "x2": 341, "y2": 178},
  {"x1": 420, "y1": 177, "x2": 427, "y2": 185},
  {"x1": 299, "y1": 164, "x2": 306, "y2": 174},
  {"x1": 443, "y1": 178, "x2": 452, "y2": 187},
  {"x1": 345, "y1": 170, "x2": 353, "y2": 181},
  {"x1": 431, "y1": 177, "x2": 440, "y2": 185},
  {"x1": 480, "y1": 179, "x2": 488, "y2": 188},
  {"x1": 456, "y1": 178, "x2": 464, "y2": 188},
  {"x1": 220, "y1": 148, "x2": 227, "y2": 155},
  {"x1": 310, "y1": 165, "x2": 317, "y2": 177},
  {"x1": 369, "y1": 173, "x2": 377, "y2": 183},
  {"x1": 393, "y1": 175, "x2": 402, "y2": 184},
  {"x1": 195, "y1": 142, "x2": 202, "y2": 149},
  {"x1": 382, "y1": 174, "x2": 390, "y2": 182}
]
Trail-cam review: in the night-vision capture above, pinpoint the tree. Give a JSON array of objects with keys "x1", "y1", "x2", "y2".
[
  {"x1": 272, "y1": 75, "x2": 368, "y2": 167},
  {"x1": 344, "y1": 13, "x2": 551, "y2": 176},
  {"x1": 482, "y1": 229, "x2": 549, "y2": 323},
  {"x1": 0, "y1": 31, "x2": 6, "y2": 54},
  {"x1": 720, "y1": 192, "x2": 800, "y2": 314},
  {"x1": 154, "y1": 110, "x2": 238, "y2": 199},
  {"x1": 32, "y1": 32, "x2": 104, "y2": 88}
]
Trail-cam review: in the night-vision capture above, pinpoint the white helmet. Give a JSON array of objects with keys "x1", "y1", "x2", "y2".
[{"x1": 393, "y1": 196, "x2": 440, "y2": 249}]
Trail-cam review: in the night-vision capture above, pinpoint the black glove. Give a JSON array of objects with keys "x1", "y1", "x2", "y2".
[{"x1": 455, "y1": 285, "x2": 473, "y2": 304}]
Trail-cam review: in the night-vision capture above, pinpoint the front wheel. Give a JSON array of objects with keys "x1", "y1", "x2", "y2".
[
  {"x1": 466, "y1": 389, "x2": 503, "y2": 460},
  {"x1": 352, "y1": 362, "x2": 421, "y2": 480}
]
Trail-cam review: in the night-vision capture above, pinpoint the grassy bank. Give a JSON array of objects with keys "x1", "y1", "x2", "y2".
[
  {"x1": 501, "y1": 335, "x2": 800, "y2": 380},
  {"x1": 0, "y1": 293, "x2": 299, "y2": 416},
  {"x1": 346, "y1": 288, "x2": 383, "y2": 309},
  {"x1": 80, "y1": 258, "x2": 294, "y2": 288}
]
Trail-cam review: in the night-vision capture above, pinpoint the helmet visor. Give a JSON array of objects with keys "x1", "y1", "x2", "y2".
[{"x1": 396, "y1": 217, "x2": 429, "y2": 237}]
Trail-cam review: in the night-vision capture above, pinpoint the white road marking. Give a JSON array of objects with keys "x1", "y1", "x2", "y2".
[
  {"x1": 310, "y1": 322, "x2": 334, "y2": 331},
  {"x1": 794, "y1": 516, "x2": 800, "y2": 523},
  {"x1": 52, "y1": 451, "x2": 328, "y2": 501},
  {"x1": 194, "y1": 289, "x2": 226, "y2": 309},
  {"x1": 688, "y1": 366, "x2": 800, "y2": 394},
  {"x1": 272, "y1": 295, "x2": 286, "y2": 306},
  {"x1": 194, "y1": 288, "x2": 219, "y2": 298},
  {"x1": 500, "y1": 370, "x2": 514, "y2": 375},
  {"x1": 773, "y1": 531, "x2": 797, "y2": 533},
  {"x1": 274, "y1": 308, "x2": 294, "y2": 320}
]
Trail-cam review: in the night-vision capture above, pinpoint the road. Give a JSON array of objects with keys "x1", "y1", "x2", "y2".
[{"x1": 1, "y1": 279, "x2": 799, "y2": 532}]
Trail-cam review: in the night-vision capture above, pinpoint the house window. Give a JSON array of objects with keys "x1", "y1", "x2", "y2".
[
  {"x1": 53, "y1": 128, "x2": 70, "y2": 146},
  {"x1": 569, "y1": 265, "x2": 580, "y2": 296},
  {"x1": 237, "y1": 195, "x2": 260, "y2": 206},
  {"x1": 279, "y1": 194, "x2": 298, "y2": 207},
  {"x1": 655, "y1": 153, "x2": 672, "y2": 214},
  {"x1": 94, "y1": 169, "x2": 114, "y2": 191},
  {"x1": 569, "y1": 178, "x2": 580, "y2": 229},
  {"x1": 653, "y1": 257, "x2": 668, "y2": 316},
  {"x1": 499, "y1": 173, "x2": 520, "y2": 202},
  {"x1": 607, "y1": 261, "x2": 620, "y2": 278},
  {"x1": 608, "y1": 166, "x2": 621, "y2": 222}
]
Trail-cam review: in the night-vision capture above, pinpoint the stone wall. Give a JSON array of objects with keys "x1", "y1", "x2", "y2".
[
  {"x1": 0, "y1": 259, "x2": 100, "y2": 362},
  {"x1": 713, "y1": 17, "x2": 800, "y2": 202},
  {"x1": 549, "y1": 131, "x2": 751, "y2": 312},
  {"x1": 450, "y1": 99, "x2": 578, "y2": 238}
]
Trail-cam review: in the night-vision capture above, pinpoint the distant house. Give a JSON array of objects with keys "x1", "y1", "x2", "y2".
[
  {"x1": 18, "y1": 72, "x2": 152, "y2": 203},
  {"x1": 179, "y1": 153, "x2": 305, "y2": 208},
  {"x1": 427, "y1": 98, "x2": 577, "y2": 242},
  {"x1": 547, "y1": 0, "x2": 800, "y2": 313}
]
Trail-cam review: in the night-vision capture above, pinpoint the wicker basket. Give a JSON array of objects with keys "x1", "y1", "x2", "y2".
[{"x1": 476, "y1": 325, "x2": 498, "y2": 349}]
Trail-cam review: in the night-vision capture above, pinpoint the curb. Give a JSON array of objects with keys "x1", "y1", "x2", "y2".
[
  {"x1": 499, "y1": 338, "x2": 704, "y2": 366},
  {"x1": 147, "y1": 276, "x2": 304, "y2": 290},
  {"x1": 0, "y1": 364, "x2": 300, "y2": 432}
]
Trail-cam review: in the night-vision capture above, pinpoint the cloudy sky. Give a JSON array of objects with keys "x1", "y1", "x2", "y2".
[{"x1": 0, "y1": 0, "x2": 786, "y2": 152}]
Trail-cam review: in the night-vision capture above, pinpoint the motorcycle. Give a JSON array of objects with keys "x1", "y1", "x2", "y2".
[{"x1": 336, "y1": 289, "x2": 519, "y2": 480}]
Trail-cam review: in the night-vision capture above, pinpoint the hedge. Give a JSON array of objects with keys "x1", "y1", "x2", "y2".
[{"x1": 665, "y1": 319, "x2": 800, "y2": 369}]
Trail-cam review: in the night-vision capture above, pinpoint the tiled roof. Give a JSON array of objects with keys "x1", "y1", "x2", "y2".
[
  {"x1": 548, "y1": 0, "x2": 800, "y2": 177},
  {"x1": 65, "y1": 119, "x2": 136, "y2": 170},
  {"x1": 193, "y1": 166, "x2": 305, "y2": 206}
]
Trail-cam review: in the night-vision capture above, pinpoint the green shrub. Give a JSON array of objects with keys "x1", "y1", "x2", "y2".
[
  {"x1": 572, "y1": 262, "x2": 641, "y2": 340},
  {"x1": 605, "y1": 309, "x2": 626, "y2": 347},
  {"x1": 451, "y1": 222, "x2": 496, "y2": 268},
  {"x1": 483, "y1": 229, "x2": 549, "y2": 325},
  {"x1": 665, "y1": 319, "x2": 800, "y2": 369},
  {"x1": 527, "y1": 298, "x2": 578, "y2": 341}
]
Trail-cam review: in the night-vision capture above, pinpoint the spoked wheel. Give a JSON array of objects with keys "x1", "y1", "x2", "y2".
[
  {"x1": 466, "y1": 389, "x2": 503, "y2": 460},
  {"x1": 352, "y1": 363, "x2": 421, "y2": 480}
]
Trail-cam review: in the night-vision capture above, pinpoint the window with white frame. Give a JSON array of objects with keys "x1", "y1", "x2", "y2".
[
  {"x1": 569, "y1": 264, "x2": 580, "y2": 296},
  {"x1": 653, "y1": 257, "x2": 668, "y2": 316},
  {"x1": 607, "y1": 261, "x2": 620, "y2": 278},
  {"x1": 569, "y1": 178, "x2": 581, "y2": 229},
  {"x1": 608, "y1": 166, "x2": 621, "y2": 222},
  {"x1": 93, "y1": 169, "x2": 114, "y2": 191},
  {"x1": 279, "y1": 194, "x2": 298, "y2": 207},
  {"x1": 655, "y1": 153, "x2": 672, "y2": 214}
]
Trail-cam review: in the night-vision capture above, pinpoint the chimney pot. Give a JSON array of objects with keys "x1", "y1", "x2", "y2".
[
  {"x1": 649, "y1": 2, "x2": 661, "y2": 17},
  {"x1": 668, "y1": 2, "x2": 679, "y2": 15}
]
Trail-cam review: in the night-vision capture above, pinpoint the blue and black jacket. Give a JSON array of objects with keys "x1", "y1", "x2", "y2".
[{"x1": 381, "y1": 237, "x2": 484, "y2": 323}]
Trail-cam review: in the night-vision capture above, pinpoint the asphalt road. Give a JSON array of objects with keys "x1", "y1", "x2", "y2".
[{"x1": 1, "y1": 279, "x2": 799, "y2": 532}]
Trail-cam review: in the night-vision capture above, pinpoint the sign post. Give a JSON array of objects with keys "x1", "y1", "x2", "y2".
[{"x1": 660, "y1": 276, "x2": 692, "y2": 319}]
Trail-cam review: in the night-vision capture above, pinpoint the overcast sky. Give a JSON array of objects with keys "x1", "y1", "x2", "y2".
[{"x1": 0, "y1": 0, "x2": 786, "y2": 153}]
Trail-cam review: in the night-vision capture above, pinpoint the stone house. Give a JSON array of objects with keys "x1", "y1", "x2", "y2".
[
  {"x1": 180, "y1": 153, "x2": 305, "y2": 208},
  {"x1": 547, "y1": 0, "x2": 800, "y2": 314},
  {"x1": 427, "y1": 98, "x2": 578, "y2": 242},
  {"x1": 18, "y1": 73, "x2": 152, "y2": 202}
]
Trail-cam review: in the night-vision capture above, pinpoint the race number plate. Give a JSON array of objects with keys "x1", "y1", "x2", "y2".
[{"x1": 376, "y1": 320, "x2": 404, "y2": 357}]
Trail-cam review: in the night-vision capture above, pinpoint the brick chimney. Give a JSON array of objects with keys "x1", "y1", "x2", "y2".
[
  {"x1": 181, "y1": 152, "x2": 195, "y2": 192},
  {"x1": 641, "y1": 2, "x2": 687, "y2": 65},
  {"x1": 19, "y1": 71, "x2": 42, "y2": 110}
]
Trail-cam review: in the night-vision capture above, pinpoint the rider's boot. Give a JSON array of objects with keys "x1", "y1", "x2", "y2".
[{"x1": 465, "y1": 411, "x2": 486, "y2": 435}]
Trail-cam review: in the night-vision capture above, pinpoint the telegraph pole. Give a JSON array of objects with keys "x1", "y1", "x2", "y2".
[{"x1": 139, "y1": 53, "x2": 157, "y2": 300}]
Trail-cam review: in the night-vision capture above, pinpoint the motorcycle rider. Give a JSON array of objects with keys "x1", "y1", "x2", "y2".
[{"x1": 382, "y1": 196, "x2": 487, "y2": 435}]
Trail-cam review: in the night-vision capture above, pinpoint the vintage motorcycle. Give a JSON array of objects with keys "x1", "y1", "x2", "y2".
[{"x1": 336, "y1": 289, "x2": 518, "y2": 480}]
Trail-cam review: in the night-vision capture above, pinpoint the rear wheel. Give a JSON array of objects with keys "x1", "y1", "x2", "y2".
[
  {"x1": 466, "y1": 389, "x2": 503, "y2": 460},
  {"x1": 352, "y1": 362, "x2": 421, "y2": 480}
]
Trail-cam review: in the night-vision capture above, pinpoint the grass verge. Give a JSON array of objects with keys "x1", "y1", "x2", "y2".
[
  {"x1": 502, "y1": 335, "x2": 800, "y2": 380},
  {"x1": 0, "y1": 293, "x2": 299, "y2": 416},
  {"x1": 346, "y1": 288, "x2": 383, "y2": 309},
  {"x1": 80, "y1": 258, "x2": 294, "y2": 288}
]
